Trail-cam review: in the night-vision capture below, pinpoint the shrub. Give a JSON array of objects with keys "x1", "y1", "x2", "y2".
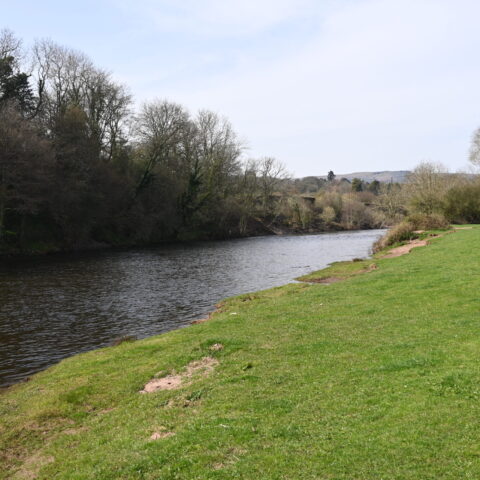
[
  {"x1": 340, "y1": 194, "x2": 379, "y2": 229},
  {"x1": 320, "y1": 206, "x2": 336, "y2": 225},
  {"x1": 443, "y1": 182, "x2": 480, "y2": 223},
  {"x1": 406, "y1": 213, "x2": 450, "y2": 230},
  {"x1": 373, "y1": 221, "x2": 417, "y2": 252}
]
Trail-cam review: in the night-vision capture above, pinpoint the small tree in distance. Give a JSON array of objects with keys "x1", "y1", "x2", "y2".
[
  {"x1": 367, "y1": 180, "x2": 380, "y2": 195},
  {"x1": 351, "y1": 178, "x2": 363, "y2": 192},
  {"x1": 469, "y1": 127, "x2": 480, "y2": 168},
  {"x1": 327, "y1": 170, "x2": 335, "y2": 182}
]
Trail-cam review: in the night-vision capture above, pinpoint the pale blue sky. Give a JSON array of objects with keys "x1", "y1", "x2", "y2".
[{"x1": 3, "y1": 0, "x2": 480, "y2": 176}]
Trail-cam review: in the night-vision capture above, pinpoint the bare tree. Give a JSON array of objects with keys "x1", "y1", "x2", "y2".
[
  {"x1": 195, "y1": 110, "x2": 243, "y2": 192},
  {"x1": 0, "y1": 29, "x2": 23, "y2": 65},
  {"x1": 134, "y1": 100, "x2": 191, "y2": 196},
  {"x1": 373, "y1": 183, "x2": 406, "y2": 225},
  {"x1": 405, "y1": 162, "x2": 451, "y2": 215},
  {"x1": 256, "y1": 157, "x2": 289, "y2": 216},
  {"x1": 32, "y1": 39, "x2": 131, "y2": 158},
  {"x1": 469, "y1": 127, "x2": 480, "y2": 167},
  {"x1": 81, "y1": 68, "x2": 131, "y2": 161}
]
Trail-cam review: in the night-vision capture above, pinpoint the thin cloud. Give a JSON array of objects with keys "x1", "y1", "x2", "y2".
[
  {"x1": 114, "y1": 0, "x2": 317, "y2": 36},
  {"x1": 138, "y1": 0, "x2": 480, "y2": 174}
]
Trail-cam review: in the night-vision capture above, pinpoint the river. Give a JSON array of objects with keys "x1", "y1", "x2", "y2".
[{"x1": 0, "y1": 230, "x2": 384, "y2": 387}]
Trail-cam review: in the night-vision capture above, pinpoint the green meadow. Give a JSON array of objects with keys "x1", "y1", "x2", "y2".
[{"x1": 2, "y1": 227, "x2": 480, "y2": 479}]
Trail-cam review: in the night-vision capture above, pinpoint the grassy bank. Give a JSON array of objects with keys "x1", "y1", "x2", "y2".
[{"x1": 1, "y1": 227, "x2": 480, "y2": 479}]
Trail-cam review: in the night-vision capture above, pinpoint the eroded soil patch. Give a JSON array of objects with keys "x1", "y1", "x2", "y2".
[
  {"x1": 382, "y1": 239, "x2": 429, "y2": 258},
  {"x1": 150, "y1": 431, "x2": 175, "y2": 440},
  {"x1": 140, "y1": 357, "x2": 218, "y2": 394},
  {"x1": 308, "y1": 277, "x2": 342, "y2": 285},
  {"x1": 191, "y1": 303, "x2": 225, "y2": 325},
  {"x1": 12, "y1": 453, "x2": 54, "y2": 480}
]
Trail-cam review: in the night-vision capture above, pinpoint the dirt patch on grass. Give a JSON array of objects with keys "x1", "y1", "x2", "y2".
[
  {"x1": 141, "y1": 375, "x2": 182, "y2": 392},
  {"x1": 191, "y1": 316, "x2": 210, "y2": 325},
  {"x1": 97, "y1": 407, "x2": 116, "y2": 415},
  {"x1": 211, "y1": 447, "x2": 247, "y2": 470},
  {"x1": 150, "y1": 431, "x2": 175, "y2": 440},
  {"x1": 308, "y1": 277, "x2": 342, "y2": 284},
  {"x1": 454, "y1": 226, "x2": 473, "y2": 230},
  {"x1": 381, "y1": 231, "x2": 450, "y2": 258},
  {"x1": 63, "y1": 427, "x2": 88, "y2": 436},
  {"x1": 191, "y1": 302, "x2": 225, "y2": 325},
  {"x1": 140, "y1": 357, "x2": 218, "y2": 394},
  {"x1": 382, "y1": 239, "x2": 429, "y2": 258},
  {"x1": 12, "y1": 453, "x2": 54, "y2": 479}
]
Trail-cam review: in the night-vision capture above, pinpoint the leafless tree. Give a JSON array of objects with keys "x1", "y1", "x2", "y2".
[
  {"x1": 405, "y1": 162, "x2": 451, "y2": 215},
  {"x1": 195, "y1": 110, "x2": 243, "y2": 191},
  {"x1": 469, "y1": 127, "x2": 480, "y2": 167},
  {"x1": 256, "y1": 157, "x2": 289, "y2": 215},
  {"x1": 134, "y1": 100, "x2": 191, "y2": 196},
  {"x1": 0, "y1": 29, "x2": 23, "y2": 65},
  {"x1": 32, "y1": 39, "x2": 131, "y2": 159},
  {"x1": 373, "y1": 183, "x2": 406, "y2": 224}
]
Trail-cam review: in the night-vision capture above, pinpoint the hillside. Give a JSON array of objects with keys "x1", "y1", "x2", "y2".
[{"x1": 318, "y1": 170, "x2": 410, "y2": 183}]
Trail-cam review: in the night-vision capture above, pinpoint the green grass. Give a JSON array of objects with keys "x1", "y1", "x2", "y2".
[
  {"x1": 296, "y1": 257, "x2": 378, "y2": 283},
  {"x1": 2, "y1": 227, "x2": 480, "y2": 479}
]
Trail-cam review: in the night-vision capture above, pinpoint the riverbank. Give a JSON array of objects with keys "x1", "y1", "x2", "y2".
[
  {"x1": 0, "y1": 218, "x2": 377, "y2": 257},
  {"x1": 0, "y1": 230, "x2": 382, "y2": 388},
  {"x1": 2, "y1": 227, "x2": 479, "y2": 478}
]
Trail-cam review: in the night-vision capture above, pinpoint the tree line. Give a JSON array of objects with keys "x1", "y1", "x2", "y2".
[
  {"x1": 1, "y1": 29, "x2": 479, "y2": 254},
  {"x1": 0, "y1": 30, "x2": 300, "y2": 253}
]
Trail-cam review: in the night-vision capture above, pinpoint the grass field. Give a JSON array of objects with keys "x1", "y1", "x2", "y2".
[{"x1": 1, "y1": 227, "x2": 480, "y2": 479}]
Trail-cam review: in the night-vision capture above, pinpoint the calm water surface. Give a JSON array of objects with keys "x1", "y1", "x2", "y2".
[{"x1": 0, "y1": 230, "x2": 384, "y2": 387}]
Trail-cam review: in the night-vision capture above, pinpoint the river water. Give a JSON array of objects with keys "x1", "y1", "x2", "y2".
[{"x1": 0, "y1": 230, "x2": 384, "y2": 387}]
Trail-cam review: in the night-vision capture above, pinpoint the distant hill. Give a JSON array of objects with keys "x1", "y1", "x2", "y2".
[{"x1": 318, "y1": 171, "x2": 410, "y2": 183}]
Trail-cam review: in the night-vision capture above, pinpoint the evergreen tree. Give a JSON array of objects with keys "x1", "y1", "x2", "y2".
[
  {"x1": 0, "y1": 56, "x2": 34, "y2": 113},
  {"x1": 351, "y1": 177, "x2": 363, "y2": 192}
]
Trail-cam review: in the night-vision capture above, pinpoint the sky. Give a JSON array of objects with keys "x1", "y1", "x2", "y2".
[{"x1": 3, "y1": 0, "x2": 480, "y2": 177}]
